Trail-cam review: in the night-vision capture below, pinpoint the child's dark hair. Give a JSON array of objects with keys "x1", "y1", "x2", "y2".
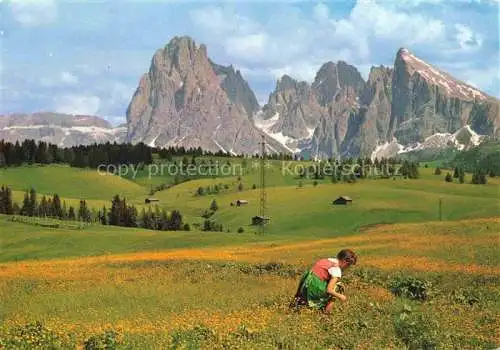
[{"x1": 337, "y1": 249, "x2": 357, "y2": 266}]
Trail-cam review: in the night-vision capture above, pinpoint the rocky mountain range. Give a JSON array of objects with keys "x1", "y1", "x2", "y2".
[
  {"x1": 256, "y1": 48, "x2": 498, "y2": 159},
  {"x1": 2, "y1": 36, "x2": 498, "y2": 158},
  {"x1": 126, "y1": 36, "x2": 286, "y2": 155},
  {"x1": 127, "y1": 37, "x2": 498, "y2": 158},
  {"x1": 0, "y1": 113, "x2": 126, "y2": 147}
]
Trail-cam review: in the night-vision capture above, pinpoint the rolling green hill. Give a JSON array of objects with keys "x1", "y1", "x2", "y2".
[
  {"x1": 0, "y1": 164, "x2": 146, "y2": 201},
  {"x1": 401, "y1": 140, "x2": 500, "y2": 175},
  {"x1": 0, "y1": 159, "x2": 499, "y2": 348}
]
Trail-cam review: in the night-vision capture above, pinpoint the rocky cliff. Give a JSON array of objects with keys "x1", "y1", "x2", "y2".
[
  {"x1": 258, "y1": 48, "x2": 498, "y2": 159},
  {"x1": 7, "y1": 39, "x2": 496, "y2": 159},
  {"x1": 339, "y1": 66, "x2": 393, "y2": 157},
  {"x1": 257, "y1": 61, "x2": 366, "y2": 157},
  {"x1": 388, "y1": 48, "x2": 498, "y2": 145},
  {"x1": 126, "y1": 36, "x2": 285, "y2": 154},
  {"x1": 210, "y1": 60, "x2": 260, "y2": 120}
]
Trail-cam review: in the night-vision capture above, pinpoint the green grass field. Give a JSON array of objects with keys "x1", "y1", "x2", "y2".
[{"x1": 0, "y1": 162, "x2": 499, "y2": 348}]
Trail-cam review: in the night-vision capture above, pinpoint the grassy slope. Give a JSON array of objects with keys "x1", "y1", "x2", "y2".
[
  {"x1": 0, "y1": 166, "x2": 499, "y2": 263},
  {"x1": 0, "y1": 218, "x2": 498, "y2": 348},
  {"x1": 0, "y1": 162, "x2": 499, "y2": 347},
  {"x1": 0, "y1": 165, "x2": 146, "y2": 201}
]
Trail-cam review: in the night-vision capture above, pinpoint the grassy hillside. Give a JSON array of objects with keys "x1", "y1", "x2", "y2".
[
  {"x1": 402, "y1": 140, "x2": 500, "y2": 174},
  {"x1": 1, "y1": 166, "x2": 498, "y2": 262},
  {"x1": 0, "y1": 218, "x2": 498, "y2": 348},
  {"x1": 0, "y1": 160, "x2": 499, "y2": 348},
  {"x1": 0, "y1": 165, "x2": 146, "y2": 201},
  {"x1": 452, "y1": 140, "x2": 500, "y2": 174}
]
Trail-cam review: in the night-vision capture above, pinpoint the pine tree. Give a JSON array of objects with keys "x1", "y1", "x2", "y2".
[
  {"x1": 78, "y1": 200, "x2": 91, "y2": 222},
  {"x1": 5, "y1": 186, "x2": 13, "y2": 214},
  {"x1": 52, "y1": 194, "x2": 63, "y2": 219},
  {"x1": 21, "y1": 190, "x2": 31, "y2": 216},
  {"x1": 479, "y1": 173, "x2": 487, "y2": 185},
  {"x1": 210, "y1": 199, "x2": 218, "y2": 212},
  {"x1": 125, "y1": 205, "x2": 138, "y2": 227},
  {"x1": 196, "y1": 187, "x2": 205, "y2": 196},
  {"x1": 109, "y1": 195, "x2": 122, "y2": 226},
  {"x1": 61, "y1": 201, "x2": 68, "y2": 219},
  {"x1": 459, "y1": 172, "x2": 465, "y2": 184},
  {"x1": 29, "y1": 188, "x2": 37, "y2": 216},
  {"x1": 471, "y1": 170, "x2": 487, "y2": 185},
  {"x1": 169, "y1": 210, "x2": 183, "y2": 230},
  {"x1": 445, "y1": 173, "x2": 453, "y2": 182},
  {"x1": 160, "y1": 209, "x2": 169, "y2": 230},
  {"x1": 409, "y1": 163, "x2": 419, "y2": 179},
  {"x1": 68, "y1": 206, "x2": 76, "y2": 220},
  {"x1": 0, "y1": 186, "x2": 6, "y2": 214},
  {"x1": 101, "y1": 206, "x2": 108, "y2": 225},
  {"x1": 0, "y1": 152, "x2": 5, "y2": 168},
  {"x1": 39, "y1": 195, "x2": 49, "y2": 217},
  {"x1": 140, "y1": 208, "x2": 149, "y2": 229},
  {"x1": 0, "y1": 186, "x2": 13, "y2": 215},
  {"x1": 434, "y1": 167, "x2": 442, "y2": 175},
  {"x1": 203, "y1": 219, "x2": 212, "y2": 232},
  {"x1": 453, "y1": 167, "x2": 460, "y2": 178}
]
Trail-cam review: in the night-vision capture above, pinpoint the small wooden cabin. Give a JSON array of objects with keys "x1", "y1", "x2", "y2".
[
  {"x1": 252, "y1": 216, "x2": 270, "y2": 225},
  {"x1": 332, "y1": 196, "x2": 353, "y2": 205},
  {"x1": 145, "y1": 198, "x2": 159, "y2": 204},
  {"x1": 236, "y1": 199, "x2": 248, "y2": 206}
]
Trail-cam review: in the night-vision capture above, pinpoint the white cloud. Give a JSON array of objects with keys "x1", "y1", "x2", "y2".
[
  {"x1": 189, "y1": 0, "x2": 450, "y2": 83},
  {"x1": 39, "y1": 71, "x2": 79, "y2": 86},
  {"x1": 190, "y1": 6, "x2": 260, "y2": 35},
  {"x1": 455, "y1": 24, "x2": 483, "y2": 51},
  {"x1": 225, "y1": 33, "x2": 268, "y2": 58},
  {"x1": 269, "y1": 62, "x2": 320, "y2": 82},
  {"x1": 312, "y1": 2, "x2": 329, "y2": 22},
  {"x1": 60, "y1": 71, "x2": 79, "y2": 85},
  {"x1": 460, "y1": 66, "x2": 500, "y2": 93},
  {"x1": 54, "y1": 94, "x2": 101, "y2": 115},
  {"x1": 9, "y1": 0, "x2": 57, "y2": 27},
  {"x1": 346, "y1": 1, "x2": 446, "y2": 46}
]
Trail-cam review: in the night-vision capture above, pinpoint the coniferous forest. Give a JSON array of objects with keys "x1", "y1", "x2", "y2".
[
  {"x1": 0, "y1": 186, "x2": 187, "y2": 231},
  {"x1": 0, "y1": 139, "x2": 296, "y2": 169}
]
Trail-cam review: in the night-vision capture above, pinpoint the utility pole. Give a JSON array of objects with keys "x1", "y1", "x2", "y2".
[
  {"x1": 439, "y1": 197, "x2": 442, "y2": 221},
  {"x1": 259, "y1": 134, "x2": 267, "y2": 234}
]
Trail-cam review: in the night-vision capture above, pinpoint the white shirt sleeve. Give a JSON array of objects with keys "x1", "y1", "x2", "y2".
[{"x1": 328, "y1": 266, "x2": 342, "y2": 278}]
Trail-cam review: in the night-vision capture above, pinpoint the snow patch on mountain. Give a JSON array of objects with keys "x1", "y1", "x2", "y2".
[
  {"x1": 400, "y1": 48, "x2": 488, "y2": 101},
  {"x1": 371, "y1": 125, "x2": 487, "y2": 160},
  {"x1": 253, "y1": 111, "x2": 316, "y2": 154},
  {"x1": 149, "y1": 134, "x2": 160, "y2": 147}
]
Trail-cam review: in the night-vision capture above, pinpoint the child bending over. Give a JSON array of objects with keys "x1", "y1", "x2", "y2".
[{"x1": 290, "y1": 249, "x2": 357, "y2": 313}]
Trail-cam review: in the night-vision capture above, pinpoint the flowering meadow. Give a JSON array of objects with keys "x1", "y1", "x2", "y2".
[{"x1": 1, "y1": 217, "x2": 498, "y2": 349}]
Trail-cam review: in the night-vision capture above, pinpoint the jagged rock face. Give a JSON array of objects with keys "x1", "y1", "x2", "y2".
[
  {"x1": 388, "y1": 48, "x2": 496, "y2": 145},
  {"x1": 312, "y1": 61, "x2": 365, "y2": 106},
  {"x1": 260, "y1": 48, "x2": 498, "y2": 160},
  {"x1": 259, "y1": 62, "x2": 367, "y2": 156},
  {"x1": 260, "y1": 75, "x2": 325, "y2": 140},
  {"x1": 210, "y1": 61, "x2": 260, "y2": 120},
  {"x1": 310, "y1": 86, "x2": 360, "y2": 158},
  {"x1": 126, "y1": 36, "x2": 283, "y2": 154},
  {"x1": 0, "y1": 113, "x2": 126, "y2": 147},
  {"x1": 341, "y1": 66, "x2": 393, "y2": 156}
]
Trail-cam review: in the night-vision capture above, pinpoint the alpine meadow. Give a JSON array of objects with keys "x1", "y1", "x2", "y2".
[{"x1": 1, "y1": 1, "x2": 500, "y2": 349}]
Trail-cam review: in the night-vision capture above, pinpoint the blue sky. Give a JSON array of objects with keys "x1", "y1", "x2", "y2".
[{"x1": 1, "y1": 0, "x2": 499, "y2": 125}]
